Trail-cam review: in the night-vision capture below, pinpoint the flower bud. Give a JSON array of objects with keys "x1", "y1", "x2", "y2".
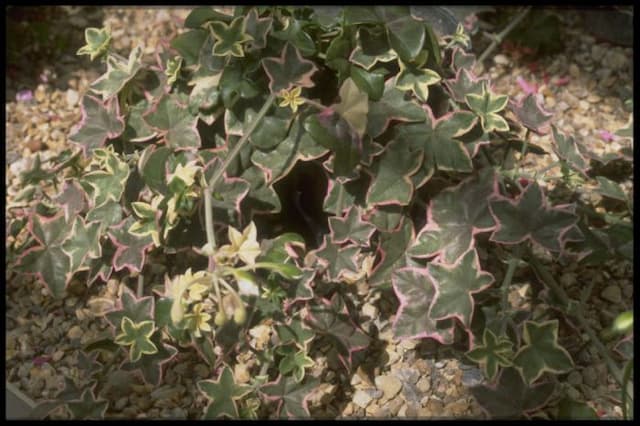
[
  {"x1": 214, "y1": 311, "x2": 227, "y2": 326},
  {"x1": 233, "y1": 305, "x2": 246, "y2": 325}
]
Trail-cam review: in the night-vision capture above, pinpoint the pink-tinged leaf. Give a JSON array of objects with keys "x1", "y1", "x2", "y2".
[
  {"x1": 427, "y1": 248, "x2": 494, "y2": 332},
  {"x1": 304, "y1": 293, "x2": 370, "y2": 372},
  {"x1": 143, "y1": 94, "x2": 201, "y2": 149},
  {"x1": 509, "y1": 94, "x2": 553, "y2": 135},
  {"x1": 392, "y1": 267, "x2": 456, "y2": 344},
  {"x1": 54, "y1": 180, "x2": 87, "y2": 223},
  {"x1": 598, "y1": 129, "x2": 617, "y2": 142},
  {"x1": 240, "y1": 166, "x2": 282, "y2": 215},
  {"x1": 511, "y1": 320, "x2": 574, "y2": 385},
  {"x1": 409, "y1": 168, "x2": 498, "y2": 264},
  {"x1": 259, "y1": 375, "x2": 320, "y2": 418},
  {"x1": 489, "y1": 182, "x2": 579, "y2": 253},
  {"x1": 90, "y1": 45, "x2": 144, "y2": 99},
  {"x1": 203, "y1": 157, "x2": 250, "y2": 216},
  {"x1": 613, "y1": 334, "x2": 633, "y2": 360},
  {"x1": 69, "y1": 95, "x2": 125, "y2": 156},
  {"x1": 105, "y1": 285, "x2": 155, "y2": 329},
  {"x1": 552, "y1": 76, "x2": 570, "y2": 86},
  {"x1": 284, "y1": 268, "x2": 316, "y2": 311},
  {"x1": 444, "y1": 67, "x2": 488, "y2": 103},
  {"x1": 470, "y1": 367, "x2": 556, "y2": 419},
  {"x1": 368, "y1": 216, "x2": 414, "y2": 288},
  {"x1": 16, "y1": 213, "x2": 73, "y2": 298},
  {"x1": 121, "y1": 336, "x2": 178, "y2": 386},
  {"x1": 244, "y1": 8, "x2": 273, "y2": 51},
  {"x1": 466, "y1": 328, "x2": 514, "y2": 381},
  {"x1": 366, "y1": 139, "x2": 423, "y2": 207},
  {"x1": 516, "y1": 76, "x2": 538, "y2": 95},
  {"x1": 80, "y1": 148, "x2": 130, "y2": 208},
  {"x1": 550, "y1": 125, "x2": 589, "y2": 177},
  {"x1": 261, "y1": 42, "x2": 318, "y2": 94},
  {"x1": 61, "y1": 216, "x2": 102, "y2": 273},
  {"x1": 450, "y1": 46, "x2": 476, "y2": 72},
  {"x1": 66, "y1": 385, "x2": 109, "y2": 420},
  {"x1": 107, "y1": 217, "x2": 154, "y2": 273},
  {"x1": 366, "y1": 80, "x2": 426, "y2": 138},
  {"x1": 328, "y1": 206, "x2": 376, "y2": 247},
  {"x1": 313, "y1": 235, "x2": 360, "y2": 282},
  {"x1": 197, "y1": 365, "x2": 252, "y2": 419}
]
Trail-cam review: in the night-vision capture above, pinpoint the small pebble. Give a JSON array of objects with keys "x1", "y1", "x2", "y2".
[
  {"x1": 600, "y1": 285, "x2": 622, "y2": 304},
  {"x1": 352, "y1": 389, "x2": 373, "y2": 409}
]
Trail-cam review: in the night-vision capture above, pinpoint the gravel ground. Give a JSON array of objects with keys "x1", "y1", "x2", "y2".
[{"x1": 5, "y1": 7, "x2": 633, "y2": 419}]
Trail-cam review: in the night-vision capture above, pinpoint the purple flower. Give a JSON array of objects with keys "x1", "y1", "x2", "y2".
[
  {"x1": 516, "y1": 76, "x2": 538, "y2": 95},
  {"x1": 16, "y1": 90, "x2": 33, "y2": 103},
  {"x1": 598, "y1": 130, "x2": 616, "y2": 142}
]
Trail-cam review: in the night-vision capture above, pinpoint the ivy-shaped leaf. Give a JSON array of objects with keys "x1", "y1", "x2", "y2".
[
  {"x1": 470, "y1": 368, "x2": 556, "y2": 419},
  {"x1": 61, "y1": 216, "x2": 102, "y2": 273},
  {"x1": 366, "y1": 81, "x2": 426, "y2": 138},
  {"x1": 171, "y1": 29, "x2": 208, "y2": 67},
  {"x1": 271, "y1": 16, "x2": 316, "y2": 56},
  {"x1": 15, "y1": 213, "x2": 72, "y2": 298},
  {"x1": 241, "y1": 166, "x2": 282, "y2": 214},
  {"x1": 114, "y1": 317, "x2": 159, "y2": 363},
  {"x1": 392, "y1": 267, "x2": 456, "y2": 343},
  {"x1": 550, "y1": 125, "x2": 589, "y2": 177},
  {"x1": 465, "y1": 82, "x2": 509, "y2": 133},
  {"x1": 197, "y1": 365, "x2": 252, "y2": 419},
  {"x1": 209, "y1": 16, "x2": 253, "y2": 57},
  {"x1": 80, "y1": 147, "x2": 130, "y2": 208},
  {"x1": 466, "y1": 329, "x2": 514, "y2": 381},
  {"x1": 368, "y1": 216, "x2": 414, "y2": 288},
  {"x1": 489, "y1": 182, "x2": 579, "y2": 253},
  {"x1": 277, "y1": 346, "x2": 315, "y2": 383},
  {"x1": 305, "y1": 293, "x2": 370, "y2": 371},
  {"x1": 409, "y1": 168, "x2": 498, "y2": 263},
  {"x1": 274, "y1": 318, "x2": 316, "y2": 351},
  {"x1": 85, "y1": 200, "x2": 122, "y2": 235},
  {"x1": 509, "y1": 94, "x2": 553, "y2": 135},
  {"x1": 204, "y1": 157, "x2": 251, "y2": 215},
  {"x1": 334, "y1": 77, "x2": 369, "y2": 139},
  {"x1": 511, "y1": 320, "x2": 574, "y2": 385},
  {"x1": 65, "y1": 386, "x2": 109, "y2": 420},
  {"x1": 90, "y1": 46, "x2": 144, "y2": 99},
  {"x1": 444, "y1": 67, "x2": 487, "y2": 103},
  {"x1": 120, "y1": 337, "x2": 178, "y2": 386},
  {"x1": 595, "y1": 176, "x2": 627, "y2": 202},
  {"x1": 107, "y1": 217, "x2": 155, "y2": 273},
  {"x1": 259, "y1": 375, "x2": 320, "y2": 418},
  {"x1": 450, "y1": 46, "x2": 476, "y2": 72},
  {"x1": 243, "y1": 8, "x2": 272, "y2": 51},
  {"x1": 395, "y1": 58, "x2": 441, "y2": 102},
  {"x1": 349, "y1": 26, "x2": 397, "y2": 70},
  {"x1": 314, "y1": 235, "x2": 360, "y2": 282},
  {"x1": 328, "y1": 206, "x2": 376, "y2": 246},
  {"x1": 350, "y1": 65, "x2": 385, "y2": 101},
  {"x1": 123, "y1": 98, "x2": 157, "y2": 142},
  {"x1": 184, "y1": 7, "x2": 233, "y2": 29},
  {"x1": 366, "y1": 139, "x2": 423, "y2": 206},
  {"x1": 427, "y1": 248, "x2": 494, "y2": 330},
  {"x1": 69, "y1": 95, "x2": 125, "y2": 155},
  {"x1": 105, "y1": 285, "x2": 154, "y2": 329},
  {"x1": 54, "y1": 180, "x2": 85, "y2": 222},
  {"x1": 307, "y1": 110, "x2": 362, "y2": 178},
  {"x1": 144, "y1": 94, "x2": 201, "y2": 149},
  {"x1": 261, "y1": 43, "x2": 318, "y2": 94},
  {"x1": 76, "y1": 27, "x2": 111, "y2": 61}
]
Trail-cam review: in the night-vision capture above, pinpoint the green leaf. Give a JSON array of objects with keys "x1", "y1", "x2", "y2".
[
  {"x1": 244, "y1": 8, "x2": 272, "y2": 51},
  {"x1": 198, "y1": 365, "x2": 252, "y2": 419},
  {"x1": 382, "y1": 8, "x2": 425, "y2": 62},
  {"x1": 66, "y1": 387, "x2": 109, "y2": 420},
  {"x1": 314, "y1": 236, "x2": 360, "y2": 282},
  {"x1": 271, "y1": 16, "x2": 316, "y2": 56},
  {"x1": 366, "y1": 139, "x2": 423, "y2": 207},
  {"x1": 349, "y1": 26, "x2": 397, "y2": 71},
  {"x1": 368, "y1": 216, "x2": 414, "y2": 288},
  {"x1": 114, "y1": 317, "x2": 159, "y2": 363},
  {"x1": 427, "y1": 248, "x2": 494, "y2": 329},
  {"x1": 261, "y1": 43, "x2": 318, "y2": 94},
  {"x1": 105, "y1": 285, "x2": 154, "y2": 329},
  {"x1": 61, "y1": 216, "x2": 102, "y2": 272},
  {"x1": 470, "y1": 368, "x2": 556, "y2": 419},
  {"x1": 121, "y1": 337, "x2": 178, "y2": 386},
  {"x1": 76, "y1": 27, "x2": 111, "y2": 61},
  {"x1": 465, "y1": 83, "x2": 509, "y2": 133},
  {"x1": 69, "y1": 95, "x2": 125, "y2": 155},
  {"x1": 144, "y1": 94, "x2": 201, "y2": 149},
  {"x1": 171, "y1": 29, "x2": 208, "y2": 66},
  {"x1": 395, "y1": 58, "x2": 441, "y2": 102},
  {"x1": 612, "y1": 310, "x2": 633, "y2": 334},
  {"x1": 512, "y1": 320, "x2": 574, "y2": 385},
  {"x1": 334, "y1": 77, "x2": 369, "y2": 139},
  {"x1": 90, "y1": 46, "x2": 144, "y2": 99},
  {"x1": 408, "y1": 168, "x2": 498, "y2": 263},
  {"x1": 277, "y1": 346, "x2": 315, "y2": 383},
  {"x1": 350, "y1": 65, "x2": 384, "y2": 101},
  {"x1": 209, "y1": 16, "x2": 253, "y2": 57},
  {"x1": 16, "y1": 213, "x2": 72, "y2": 298},
  {"x1": 556, "y1": 398, "x2": 598, "y2": 420},
  {"x1": 489, "y1": 182, "x2": 579, "y2": 253},
  {"x1": 328, "y1": 206, "x2": 376, "y2": 246},
  {"x1": 108, "y1": 217, "x2": 154, "y2": 273},
  {"x1": 138, "y1": 145, "x2": 171, "y2": 193},
  {"x1": 366, "y1": 81, "x2": 425, "y2": 138},
  {"x1": 241, "y1": 166, "x2": 282, "y2": 214},
  {"x1": 184, "y1": 7, "x2": 232, "y2": 29},
  {"x1": 123, "y1": 98, "x2": 157, "y2": 142},
  {"x1": 392, "y1": 267, "x2": 456, "y2": 343},
  {"x1": 509, "y1": 94, "x2": 553, "y2": 135},
  {"x1": 260, "y1": 375, "x2": 320, "y2": 418},
  {"x1": 466, "y1": 329, "x2": 514, "y2": 381},
  {"x1": 80, "y1": 148, "x2": 130, "y2": 208},
  {"x1": 444, "y1": 67, "x2": 488, "y2": 103},
  {"x1": 596, "y1": 176, "x2": 627, "y2": 202},
  {"x1": 274, "y1": 318, "x2": 315, "y2": 351}
]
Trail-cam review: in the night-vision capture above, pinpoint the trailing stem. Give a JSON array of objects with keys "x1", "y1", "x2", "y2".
[
  {"x1": 476, "y1": 6, "x2": 532, "y2": 68},
  {"x1": 499, "y1": 244, "x2": 523, "y2": 335}
]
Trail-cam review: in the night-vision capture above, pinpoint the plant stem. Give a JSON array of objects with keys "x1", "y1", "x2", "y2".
[
  {"x1": 621, "y1": 359, "x2": 634, "y2": 419},
  {"x1": 527, "y1": 252, "x2": 632, "y2": 399},
  {"x1": 137, "y1": 274, "x2": 144, "y2": 298},
  {"x1": 300, "y1": 97, "x2": 327, "y2": 111},
  {"x1": 476, "y1": 6, "x2": 531, "y2": 67},
  {"x1": 520, "y1": 128, "x2": 531, "y2": 158},
  {"x1": 499, "y1": 244, "x2": 522, "y2": 335}
]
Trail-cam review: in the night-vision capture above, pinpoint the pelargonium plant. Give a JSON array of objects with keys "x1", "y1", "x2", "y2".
[{"x1": 7, "y1": 6, "x2": 633, "y2": 420}]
